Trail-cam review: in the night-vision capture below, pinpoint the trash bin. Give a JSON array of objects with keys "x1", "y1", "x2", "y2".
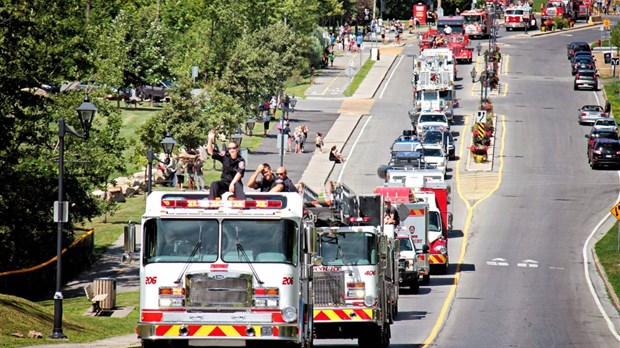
[{"x1": 94, "y1": 277, "x2": 116, "y2": 310}]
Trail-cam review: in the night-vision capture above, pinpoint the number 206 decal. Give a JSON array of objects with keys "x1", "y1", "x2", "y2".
[{"x1": 145, "y1": 276, "x2": 158, "y2": 284}]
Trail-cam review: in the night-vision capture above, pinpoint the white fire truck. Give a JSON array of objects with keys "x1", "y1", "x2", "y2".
[
  {"x1": 306, "y1": 183, "x2": 396, "y2": 347},
  {"x1": 134, "y1": 191, "x2": 315, "y2": 348},
  {"x1": 413, "y1": 49, "x2": 456, "y2": 123}
]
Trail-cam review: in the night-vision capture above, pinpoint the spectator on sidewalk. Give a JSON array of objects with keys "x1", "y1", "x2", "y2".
[
  {"x1": 605, "y1": 98, "x2": 611, "y2": 114},
  {"x1": 315, "y1": 132, "x2": 324, "y2": 153},
  {"x1": 329, "y1": 145, "x2": 346, "y2": 163},
  {"x1": 329, "y1": 50, "x2": 335, "y2": 67},
  {"x1": 194, "y1": 157, "x2": 205, "y2": 191},
  {"x1": 310, "y1": 65, "x2": 315, "y2": 84},
  {"x1": 207, "y1": 129, "x2": 246, "y2": 200},
  {"x1": 247, "y1": 163, "x2": 275, "y2": 192}
]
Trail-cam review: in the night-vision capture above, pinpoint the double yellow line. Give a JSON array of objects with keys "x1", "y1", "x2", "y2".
[{"x1": 420, "y1": 114, "x2": 506, "y2": 347}]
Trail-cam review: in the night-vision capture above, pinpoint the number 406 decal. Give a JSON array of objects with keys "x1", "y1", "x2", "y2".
[
  {"x1": 364, "y1": 270, "x2": 376, "y2": 276},
  {"x1": 145, "y1": 276, "x2": 158, "y2": 284}
]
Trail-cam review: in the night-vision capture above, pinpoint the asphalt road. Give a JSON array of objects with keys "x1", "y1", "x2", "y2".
[{"x1": 321, "y1": 26, "x2": 620, "y2": 347}]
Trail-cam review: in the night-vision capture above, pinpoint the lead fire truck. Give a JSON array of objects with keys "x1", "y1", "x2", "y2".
[
  {"x1": 461, "y1": 9, "x2": 494, "y2": 38},
  {"x1": 306, "y1": 183, "x2": 396, "y2": 348},
  {"x1": 134, "y1": 191, "x2": 315, "y2": 348}
]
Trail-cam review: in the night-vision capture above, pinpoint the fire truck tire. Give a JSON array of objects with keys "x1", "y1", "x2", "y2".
[
  {"x1": 410, "y1": 277, "x2": 420, "y2": 294},
  {"x1": 142, "y1": 339, "x2": 188, "y2": 348},
  {"x1": 422, "y1": 274, "x2": 430, "y2": 284},
  {"x1": 358, "y1": 322, "x2": 390, "y2": 348}
]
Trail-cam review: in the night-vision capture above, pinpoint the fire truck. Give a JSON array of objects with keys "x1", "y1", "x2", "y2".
[
  {"x1": 541, "y1": 0, "x2": 577, "y2": 22},
  {"x1": 374, "y1": 186, "x2": 430, "y2": 293},
  {"x1": 134, "y1": 191, "x2": 315, "y2": 348},
  {"x1": 413, "y1": 49, "x2": 456, "y2": 123},
  {"x1": 504, "y1": 6, "x2": 537, "y2": 31},
  {"x1": 462, "y1": 9, "x2": 494, "y2": 38},
  {"x1": 307, "y1": 183, "x2": 396, "y2": 347},
  {"x1": 437, "y1": 16, "x2": 473, "y2": 64}
]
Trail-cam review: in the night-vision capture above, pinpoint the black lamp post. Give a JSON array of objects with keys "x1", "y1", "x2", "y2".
[
  {"x1": 280, "y1": 98, "x2": 286, "y2": 167},
  {"x1": 146, "y1": 133, "x2": 177, "y2": 195},
  {"x1": 50, "y1": 94, "x2": 97, "y2": 340},
  {"x1": 290, "y1": 95, "x2": 297, "y2": 113},
  {"x1": 245, "y1": 117, "x2": 256, "y2": 136}
]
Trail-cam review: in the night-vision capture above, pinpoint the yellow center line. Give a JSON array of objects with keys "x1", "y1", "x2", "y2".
[{"x1": 421, "y1": 114, "x2": 506, "y2": 347}]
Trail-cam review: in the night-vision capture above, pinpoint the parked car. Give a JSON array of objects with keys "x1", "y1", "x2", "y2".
[
  {"x1": 587, "y1": 138, "x2": 620, "y2": 169},
  {"x1": 586, "y1": 128, "x2": 620, "y2": 155},
  {"x1": 574, "y1": 70, "x2": 598, "y2": 91},
  {"x1": 567, "y1": 41, "x2": 591, "y2": 60},
  {"x1": 570, "y1": 50, "x2": 593, "y2": 64},
  {"x1": 138, "y1": 80, "x2": 175, "y2": 102},
  {"x1": 571, "y1": 56, "x2": 595, "y2": 75},
  {"x1": 593, "y1": 118, "x2": 619, "y2": 132},
  {"x1": 578, "y1": 104, "x2": 607, "y2": 125}
]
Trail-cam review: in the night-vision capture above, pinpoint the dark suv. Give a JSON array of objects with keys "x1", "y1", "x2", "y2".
[
  {"x1": 588, "y1": 138, "x2": 620, "y2": 169},
  {"x1": 567, "y1": 41, "x2": 591, "y2": 60},
  {"x1": 574, "y1": 70, "x2": 598, "y2": 91}
]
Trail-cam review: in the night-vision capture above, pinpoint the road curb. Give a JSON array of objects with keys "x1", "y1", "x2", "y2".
[
  {"x1": 591, "y1": 248, "x2": 620, "y2": 313},
  {"x1": 529, "y1": 21, "x2": 602, "y2": 37}
]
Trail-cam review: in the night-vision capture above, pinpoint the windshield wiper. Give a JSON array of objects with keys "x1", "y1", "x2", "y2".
[
  {"x1": 175, "y1": 226, "x2": 202, "y2": 284},
  {"x1": 235, "y1": 227, "x2": 263, "y2": 286}
]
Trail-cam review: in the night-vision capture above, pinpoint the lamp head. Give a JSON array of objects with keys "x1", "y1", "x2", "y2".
[
  {"x1": 160, "y1": 132, "x2": 177, "y2": 155},
  {"x1": 76, "y1": 94, "x2": 97, "y2": 137}
]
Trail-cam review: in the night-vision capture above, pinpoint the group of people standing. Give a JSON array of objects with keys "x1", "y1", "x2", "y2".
[{"x1": 162, "y1": 153, "x2": 205, "y2": 191}]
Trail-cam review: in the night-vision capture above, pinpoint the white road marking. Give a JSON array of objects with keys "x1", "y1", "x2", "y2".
[
  {"x1": 487, "y1": 258, "x2": 509, "y2": 266},
  {"x1": 337, "y1": 116, "x2": 373, "y2": 183},
  {"x1": 549, "y1": 267, "x2": 565, "y2": 270},
  {"x1": 379, "y1": 55, "x2": 405, "y2": 99},
  {"x1": 582, "y1": 171, "x2": 620, "y2": 342}
]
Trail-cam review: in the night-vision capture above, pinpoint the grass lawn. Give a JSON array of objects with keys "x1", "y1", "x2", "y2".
[
  {"x1": 0, "y1": 291, "x2": 139, "y2": 348},
  {"x1": 594, "y1": 222, "x2": 620, "y2": 304},
  {"x1": 344, "y1": 59, "x2": 375, "y2": 97}
]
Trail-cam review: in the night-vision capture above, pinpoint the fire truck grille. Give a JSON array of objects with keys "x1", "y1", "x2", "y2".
[
  {"x1": 313, "y1": 271, "x2": 345, "y2": 306},
  {"x1": 186, "y1": 273, "x2": 252, "y2": 308}
]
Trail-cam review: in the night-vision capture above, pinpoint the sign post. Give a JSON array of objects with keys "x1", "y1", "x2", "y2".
[{"x1": 609, "y1": 202, "x2": 620, "y2": 252}]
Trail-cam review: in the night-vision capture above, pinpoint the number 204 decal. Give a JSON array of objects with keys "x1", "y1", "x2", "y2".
[{"x1": 145, "y1": 276, "x2": 158, "y2": 284}]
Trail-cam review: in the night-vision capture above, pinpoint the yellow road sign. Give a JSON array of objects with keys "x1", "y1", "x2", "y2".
[
  {"x1": 604, "y1": 18, "x2": 611, "y2": 30},
  {"x1": 610, "y1": 202, "x2": 620, "y2": 220}
]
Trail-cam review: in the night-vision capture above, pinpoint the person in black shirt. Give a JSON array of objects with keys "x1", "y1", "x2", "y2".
[
  {"x1": 384, "y1": 199, "x2": 400, "y2": 226},
  {"x1": 247, "y1": 163, "x2": 275, "y2": 192},
  {"x1": 207, "y1": 129, "x2": 246, "y2": 199},
  {"x1": 271, "y1": 166, "x2": 299, "y2": 192}
]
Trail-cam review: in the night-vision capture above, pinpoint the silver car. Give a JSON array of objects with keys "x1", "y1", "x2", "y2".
[{"x1": 578, "y1": 105, "x2": 606, "y2": 125}]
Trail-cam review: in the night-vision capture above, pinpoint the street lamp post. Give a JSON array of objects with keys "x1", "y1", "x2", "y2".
[
  {"x1": 50, "y1": 94, "x2": 97, "y2": 340},
  {"x1": 146, "y1": 133, "x2": 177, "y2": 195},
  {"x1": 279, "y1": 99, "x2": 286, "y2": 167}
]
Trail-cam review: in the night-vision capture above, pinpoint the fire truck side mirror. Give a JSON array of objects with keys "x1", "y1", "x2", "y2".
[
  {"x1": 304, "y1": 226, "x2": 317, "y2": 254},
  {"x1": 379, "y1": 235, "x2": 388, "y2": 259},
  {"x1": 447, "y1": 212, "x2": 453, "y2": 231},
  {"x1": 422, "y1": 244, "x2": 430, "y2": 253}
]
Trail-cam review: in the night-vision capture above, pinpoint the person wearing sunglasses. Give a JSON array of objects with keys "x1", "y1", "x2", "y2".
[
  {"x1": 270, "y1": 167, "x2": 298, "y2": 193},
  {"x1": 206, "y1": 129, "x2": 246, "y2": 199},
  {"x1": 247, "y1": 163, "x2": 275, "y2": 192}
]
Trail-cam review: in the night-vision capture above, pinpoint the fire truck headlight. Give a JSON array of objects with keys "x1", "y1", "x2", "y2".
[
  {"x1": 281, "y1": 306, "x2": 297, "y2": 323},
  {"x1": 434, "y1": 245, "x2": 447, "y2": 254},
  {"x1": 364, "y1": 296, "x2": 376, "y2": 307},
  {"x1": 158, "y1": 298, "x2": 184, "y2": 308}
]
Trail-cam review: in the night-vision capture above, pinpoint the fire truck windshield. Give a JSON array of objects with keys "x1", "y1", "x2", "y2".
[
  {"x1": 463, "y1": 15, "x2": 482, "y2": 24},
  {"x1": 143, "y1": 218, "x2": 297, "y2": 265},
  {"x1": 319, "y1": 232, "x2": 377, "y2": 266}
]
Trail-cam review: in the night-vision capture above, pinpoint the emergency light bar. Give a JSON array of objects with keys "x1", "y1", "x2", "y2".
[{"x1": 161, "y1": 199, "x2": 283, "y2": 209}]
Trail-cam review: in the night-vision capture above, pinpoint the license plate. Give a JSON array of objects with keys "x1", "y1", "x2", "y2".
[{"x1": 606, "y1": 155, "x2": 613, "y2": 158}]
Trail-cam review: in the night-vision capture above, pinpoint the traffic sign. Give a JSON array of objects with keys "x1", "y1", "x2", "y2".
[
  {"x1": 476, "y1": 110, "x2": 487, "y2": 123},
  {"x1": 610, "y1": 202, "x2": 620, "y2": 220},
  {"x1": 604, "y1": 18, "x2": 611, "y2": 30},
  {"x1": 612, "y1": 58, "x2": 620, "y2": 66}
]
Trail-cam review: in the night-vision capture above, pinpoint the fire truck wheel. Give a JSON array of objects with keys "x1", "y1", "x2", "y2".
[
  {"x1": 431, "y1": 262, "x2": 449, "y2": 275},
  {"x1": 410, "y1": 277, "x2": 420, "y2": 294},
  {"x1": 142, "y1": 339, "x2": 188, "y2": 348},
  {"x1": 422, "y1": 274, "x2": 430, "y2": 284}
]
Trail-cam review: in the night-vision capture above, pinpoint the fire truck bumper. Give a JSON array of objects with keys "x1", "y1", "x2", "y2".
[
  {"x1": 429, "y1": 254, "x2": 448, "y2": 265},
  {"x1": 137, "y1": 322, "x2": 300, "y2": 342},
  {"x1": 313, "y1": 308, "x2": 378, "y2": 322}
]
